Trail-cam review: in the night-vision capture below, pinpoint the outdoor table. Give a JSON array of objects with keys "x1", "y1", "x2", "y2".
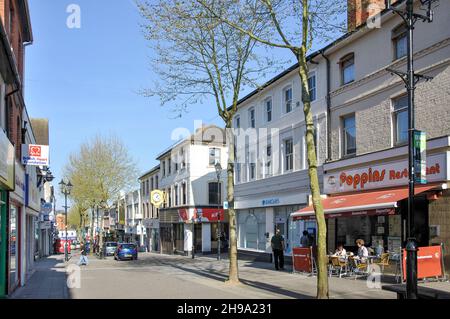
[{"x1": 382, "y1": 283, "x2": 450, "y2": 299}]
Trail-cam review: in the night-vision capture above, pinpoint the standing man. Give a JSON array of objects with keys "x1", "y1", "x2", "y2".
[{"x1": 271, "y1": 229, "x2": 285, "y2": 271}]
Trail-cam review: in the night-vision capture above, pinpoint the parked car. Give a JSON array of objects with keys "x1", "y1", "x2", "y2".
[
  {"x1": 114, "y1": 243, "x2": 138, "y2": 261},
  {"x1": 105, "y1": 242, "x2": 118, "y2": 256}
]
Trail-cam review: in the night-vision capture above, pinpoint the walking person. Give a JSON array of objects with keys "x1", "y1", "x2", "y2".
[
  {"x1": 77, "y1": 242, "x2": 89, "y2": 266},
  {"x1": 271, "y1": 229, "x2": 285, "y2": 271},
  {"x1": 300, "y1": 231, "x2": 309, "y2": 247}
]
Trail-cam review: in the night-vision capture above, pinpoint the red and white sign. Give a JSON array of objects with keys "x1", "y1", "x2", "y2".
[
  {"x1": 324, "y1": 153, "x2": 447, "y2": 194},
  {"x1": 402, "y1": 245, "x2": 444, "y2": 281},
  {"x1": 178, "y1": 208, "x2": 225, "y2": 222},
  {"x1": 21, "y1": 144, "x2": 50, "y2": 166},
  {"x1": 292, "y1": 247, "x2": 314, "y2": 273}
]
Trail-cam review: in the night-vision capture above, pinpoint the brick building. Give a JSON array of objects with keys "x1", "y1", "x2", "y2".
[{"x1": 292, "y1": 0, "x2": 450, "y2": 271}]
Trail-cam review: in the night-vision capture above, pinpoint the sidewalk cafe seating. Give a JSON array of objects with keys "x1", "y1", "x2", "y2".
[
  {"x1": 328, "y1": 256, "x2": 348, "y2": 278},
  {"x1": 349, "y1": 256, "x2": 369, "y2": 280},
  {"x1": 374, "y1": 253, "x2": 390, "y2": 273}
]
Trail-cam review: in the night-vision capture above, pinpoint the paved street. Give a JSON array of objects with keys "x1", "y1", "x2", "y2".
[{"x1": 11, "y1": 252, "x2": 398, "y2": 299}]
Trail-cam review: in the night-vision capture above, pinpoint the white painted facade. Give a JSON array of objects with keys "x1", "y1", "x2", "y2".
[
  {"x1": 232, "y1": 61, "x2": 328, "y2": 258},
  {"x1": 139, "y1": 165, "x2": 160, "y2": 252},
  {"x1": 157, "y1": 125, "x2": 228, "y2": 254}
]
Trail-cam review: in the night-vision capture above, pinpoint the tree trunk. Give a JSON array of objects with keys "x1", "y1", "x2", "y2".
[
  {"x1": 90, "y1": 206, "x2": 95, "y2": 254},
  {"x1": 225, "y1": 122, "x2": 240, "y2": 284},
  {"x1": 298, "y1": 57, "x2": 329, "y2": 299}
]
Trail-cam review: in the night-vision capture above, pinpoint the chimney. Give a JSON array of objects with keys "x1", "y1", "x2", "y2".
[{"x1": 348, "y1": 0, "x2": 393, "y2": 31}]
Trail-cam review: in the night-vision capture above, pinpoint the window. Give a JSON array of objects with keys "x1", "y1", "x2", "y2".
[
  {"x1": 146, "y1": 180, "x2": 149, "y2": 195},
  {"x1": 180, "y1": 148, "x2": 186, "y2": 169},
  {"x1": 393, "y1": 95, "x2": 408, "y2": 145},
  {"x1": 209, "y1": 148, "x2": 221, "y2": 166},
  {"x1": 249, "y1": 152, "x2": 256, "y2": 180},
  {"x1": 174, "y1": 185, "x2": 178, "y2": 206},
  {"x1": 308, "y1": 74, "x2": 316, "y2": 102},
  {"x1": 168, "y1": 158, "x2": 171, "y2": 174},
  {"x1": 235, "y1": 116, "x2": 240, "y2": 129},
  {"x1": 392, "y1": 24, "x2": 407, "y2": 60},
  {"x1": 343, "y1": 115, "x2": 356, "y2": 156},
  {"x1": 208, "y1": 182, "x2": 222, "y2": 205},
  {"x1": 235, "y1": 163, "x2": 241, "y2": 183},
  {"x1": 155, "y1": 176, "x2": 158, "y2": 189},
  {"x1": 265, "y1": 98, "x2": 272, "y2": 122},
  {"x1": 284, "y1": 139, "x2": 293, "y2": 171},
  {"x1": 266, "y1": 144, "x2": 272, "y2": 177},
  {"x1": 162, "y1": 161, "x2": 166, "y2": 176},
  {"x1": 182, "y1": 182, "x2": 187, "y2": 205},
  {"x1": 249, "y1": 108, "x2": 255, "y2": 128},
  {"x1": 284, "y1": 87, "x2": 293, "y2": 113},
  {"x1": 340, "y1": 53, "x2": 355, "y2": 85},
  {"x1": 175, "y1": 161, "x2": 178, "y2": 172}
]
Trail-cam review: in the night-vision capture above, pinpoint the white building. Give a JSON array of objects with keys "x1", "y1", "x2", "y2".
[
  {"x1": 124, "y1": 189, "x2": 144, "y2": 245},
  {"x1": 139, "y1": 165, "x2": 160, "y2": 252},
  {"x1": 157, "y1": 125, "x2": 228, "y2": 255},
  {"x1": 232, "y1": 58, "x2": 328, "y2": 261}
]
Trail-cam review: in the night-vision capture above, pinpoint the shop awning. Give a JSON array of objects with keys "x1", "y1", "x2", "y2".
[{"x1": 292, "y1": 184, "x2": 445, "y2": 221}]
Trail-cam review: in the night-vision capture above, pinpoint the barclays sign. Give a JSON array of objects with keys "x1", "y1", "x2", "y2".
[{"x1": 262, "y1": 198, "x2": 280, "y2": 206}]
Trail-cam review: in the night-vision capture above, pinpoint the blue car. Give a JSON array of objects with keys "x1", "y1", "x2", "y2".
[{"x1": 114, "y1": 243, "x2": 138, "y2": 261}]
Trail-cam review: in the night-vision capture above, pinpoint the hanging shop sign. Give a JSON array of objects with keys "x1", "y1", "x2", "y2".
[
  {"x1": 324, "y1": 152, "x2": 447, "y2": 194},
  {"x1": 0, "y1": 129, "x2": 15, "y2": 190},
  {"x1": 21, "y1": 144, "x2": 50, "y2": 166},
  {"x1": 414, "y1": 130, "x2": 427, "y2": 184}
]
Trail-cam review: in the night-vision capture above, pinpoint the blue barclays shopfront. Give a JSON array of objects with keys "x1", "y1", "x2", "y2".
[
  {"x1": 235, "y1": 191, "x2": 315, "y2": 262},
  {"x1": 0, "y1": 129, "x2": 15, "y2": 298}
]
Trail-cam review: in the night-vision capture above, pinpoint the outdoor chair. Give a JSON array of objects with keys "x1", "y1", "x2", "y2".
[
  {"x1": 375, "y1": 253, "x2": 390, "y2": 272},
  {"x1": 329, "y1": 256, "x2": 347, "y2": 278},
  {"x1": 349, "y1": 256, "x2": 369, "y2": 280}
]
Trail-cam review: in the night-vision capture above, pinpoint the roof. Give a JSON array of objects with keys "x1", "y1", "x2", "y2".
[
  {"x1": 18, "y1": 0, "x2": 33, "y2": 43},
  {"x1": 139, "y1": 165, "x2": 160, "y2": 180},
  {"x1": 30, "y1": 118, "x2": 49, "y2": 145},
  {"x1": 228, "y1": 0, "x2": 404, "y2": 111},
  {"x1": 156, "y1": 124, "x2": 225, "y2": 160}
]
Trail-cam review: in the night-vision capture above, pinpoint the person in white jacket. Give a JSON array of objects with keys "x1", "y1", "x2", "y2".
[{"x1": 356, "y1": 239, "x2": 369, "y2": 263}]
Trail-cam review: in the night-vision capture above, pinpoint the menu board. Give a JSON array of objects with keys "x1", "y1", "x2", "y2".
[
  {"x1": 389, "y1": 215, "x2": 401, "y2": 237},
  {"x1": 388, "y1": 236, "x2": 402, "y2": 254}
]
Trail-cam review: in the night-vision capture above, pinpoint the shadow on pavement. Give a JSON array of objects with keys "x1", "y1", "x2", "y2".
[{"x1": 9, "y1": 254, "x2": 72, "y2": 299}]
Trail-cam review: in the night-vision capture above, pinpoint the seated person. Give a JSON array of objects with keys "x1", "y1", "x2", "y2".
[
  {"x1": 333, "y1": 244, "x2": 347, "y2": 260},
  {"x1": 355, "y1": 239, "x2": 369, "y2": 263}
]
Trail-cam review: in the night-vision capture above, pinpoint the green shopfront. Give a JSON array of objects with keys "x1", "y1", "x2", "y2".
[{"x1": 0, "y1": 129, "x2": 15, "y2": 298}]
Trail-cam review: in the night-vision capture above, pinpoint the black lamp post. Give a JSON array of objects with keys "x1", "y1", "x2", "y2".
[
  {"x1": 385, "y1": 0, "x2": 436, "y2": 299},
  {"x1": 59, "y1": 179, "x2": 73, "y2": 262},
  {"x1": 215, "y1": 162, "x2": 222, "y2": 261}
]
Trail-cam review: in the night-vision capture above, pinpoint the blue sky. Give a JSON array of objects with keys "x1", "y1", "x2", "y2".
[{"x1": 25, "y1": 0, "x2": 342, "y2": 208}]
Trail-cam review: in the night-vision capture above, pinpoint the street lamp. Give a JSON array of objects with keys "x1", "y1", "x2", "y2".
[
  {"x1": 385, "y1": 0, "x2": 436, "y2": 299},
  {"x1": 59, "y1": 179, "x2": 73, "y2": 262},
  {"x1": 215, "y1": 162, "x2": 222, "y2": 261}
]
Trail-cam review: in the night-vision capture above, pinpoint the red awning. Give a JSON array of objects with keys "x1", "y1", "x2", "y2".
[{"x1": 292, "y1": 184, "x2": 444, "y2": 221}]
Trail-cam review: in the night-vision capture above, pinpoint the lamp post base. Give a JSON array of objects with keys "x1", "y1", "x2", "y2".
[{"x1": 406, "y1": 238, "x2": 418, "y2": 299}]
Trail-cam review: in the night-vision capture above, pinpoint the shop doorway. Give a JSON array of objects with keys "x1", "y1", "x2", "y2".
[{"x1": 194, "y1": 223, "x2": 202, "y2": 252}]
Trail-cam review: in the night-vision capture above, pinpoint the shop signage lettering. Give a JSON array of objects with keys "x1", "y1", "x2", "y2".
[
  {"x1": 21, "y1": 144, "x2": 50, "y2": 166},
  {"x1": 325, "y1": 153, "x2": 447, "y2": 194},
  {"x1": 262, "y1": 198, "x2": 280, "y2": 206}
]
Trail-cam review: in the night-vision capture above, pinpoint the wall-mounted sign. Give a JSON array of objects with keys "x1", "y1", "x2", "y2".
[
  {"x1": 21, "y1": 144, "x2": 50, "y2": 166},
  {"x1": 0, "y1": 129, "x2": 15, "y2": 190},
  {"x1": 150, "y1": 189, "x2": 165, "y2": 207},
  {"x1": 414, "y1": 130, "x2": 427, "y2": 184},
  {"x1": 262, "y1": 198, "x2": 280, "y2": 206},
  {"x1": 324, "y1": 152, "x2": 447, "y2": 194}
]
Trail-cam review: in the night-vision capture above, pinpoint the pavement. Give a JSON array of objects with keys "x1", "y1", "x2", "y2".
[{"x1": 10, "y1": 251, "x2": 406, "y2": 299}]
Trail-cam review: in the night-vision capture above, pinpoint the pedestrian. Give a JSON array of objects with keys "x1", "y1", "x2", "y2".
[
  {"x1": 300, "y1": 230, "x2": 309, "y2": 247},
  {"x1": 77, "y1": 242, "x2": 89, "y2": 266},
  {"x1": 271, "y1": 229, "x2": 285, "y2": 271}
]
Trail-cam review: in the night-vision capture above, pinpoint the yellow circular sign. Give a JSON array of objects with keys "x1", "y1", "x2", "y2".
[{"x1": 151, "y1": 189, "x2": 165, "y2": 207}]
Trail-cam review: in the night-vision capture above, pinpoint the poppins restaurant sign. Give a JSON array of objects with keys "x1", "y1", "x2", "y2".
[{"x1": 324, "y1": 152, "x2": 448, "y2": 194}]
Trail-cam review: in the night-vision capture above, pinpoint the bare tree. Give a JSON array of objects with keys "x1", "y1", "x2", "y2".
[
  {"x1": 196, "y1": 0, "x2": 346, "y2": 298},
  {"x1": 136, "y1": 0, "x2": 276, "y2": 284}
]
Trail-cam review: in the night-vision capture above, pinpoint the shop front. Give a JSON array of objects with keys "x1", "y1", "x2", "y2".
[
  {"x1": 178, "y1": 207, "x2": 226, "y2": 255},
  {"x1": 292, "y1": 136, "x2": 450, "y2": 267},
  {"x1": 9, "y1": 162, "x2": 26, "y2": 294},
  {"x1": 0, "y1": 129, "x2": 15, "y2": 298},
  {"x1": 143, "y1": 218, "x2": 160, "y2": 252},
  {"x1": 159, "y1": 208, "x2": 182, "y2": 255},
  {"x1": 235, "y1": 189, "x2": 310, "y2": 261}
]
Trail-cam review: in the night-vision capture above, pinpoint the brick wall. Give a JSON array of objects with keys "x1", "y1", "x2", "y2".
[{"x1": 428, "y1": 189, "x2": 450, "y2": 272}]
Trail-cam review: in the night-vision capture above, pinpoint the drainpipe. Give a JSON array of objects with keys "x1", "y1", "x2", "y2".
[{"x1": 320, "y1": 49, "x2": 332, "y2": 162}]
